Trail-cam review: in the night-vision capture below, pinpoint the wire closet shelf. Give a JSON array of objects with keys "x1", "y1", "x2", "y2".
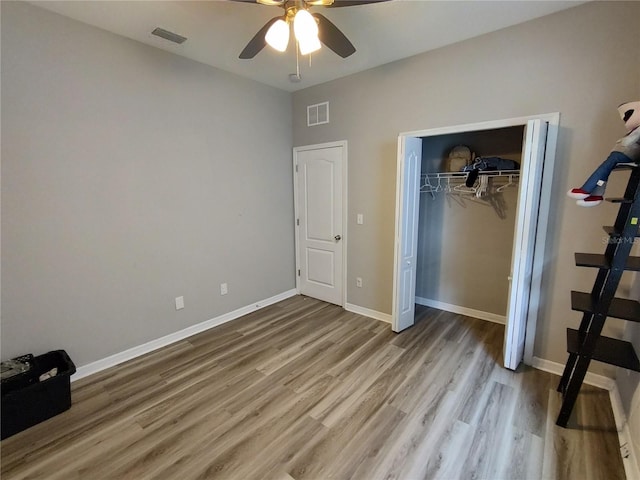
[{"x1": 420, "y1": 169, "x2": 520, "y2": 198}]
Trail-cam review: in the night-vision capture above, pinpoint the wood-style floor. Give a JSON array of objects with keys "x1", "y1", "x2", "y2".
[{"x1": 1, "y1": 296, "x2": 625, "y2": 479}]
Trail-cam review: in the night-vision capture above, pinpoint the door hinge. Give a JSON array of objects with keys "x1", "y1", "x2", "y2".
[
  {"x1": 295, "y1": 164, "x2": 298, "y2": 173},
  {"x1": 298, "y1": 269, "x2": 301, "y2": 276},
  {"x1": 296, "y1": 218, "x2": 300, "y2": 226}
]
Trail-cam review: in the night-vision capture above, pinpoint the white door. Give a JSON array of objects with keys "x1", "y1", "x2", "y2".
[
  {"x1": 503, "y1": 119, "x2": 548, "y2": 370},
  {"x1": 392, "y1": 136, "x2": 422, "y2": 332},
  {"x1": 295, "y1": 145, "x2": 344, "y2": 306}
]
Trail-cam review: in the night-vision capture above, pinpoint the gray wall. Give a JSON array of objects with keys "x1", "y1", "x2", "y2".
[
  {"x1": 1, "y1": 2, "x2": 294, "y2": 367},
  {"x1": 416, "y1": 128, "x2": 523, "y2": 316},
  {"x1": 292, "y1": 1, "x2": 640, "y2": 377},
  {"x1": 292, "y1": 3, "x2": 640, "y2": 463}
]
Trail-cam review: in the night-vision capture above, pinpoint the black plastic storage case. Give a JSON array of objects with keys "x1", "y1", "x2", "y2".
[{"x1": 1, "y1": 350, "x2": 76, "y2": 440}]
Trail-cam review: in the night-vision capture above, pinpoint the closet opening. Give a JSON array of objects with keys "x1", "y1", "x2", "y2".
[
  {"x1": 392, "y1": 114, "x2": 559, "y2": 370},
  {"x1": 417, "y1": 126, "x2": 524, "y2": 325}
]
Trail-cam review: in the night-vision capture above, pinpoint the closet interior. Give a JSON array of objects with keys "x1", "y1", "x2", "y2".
[{"x1": 415, "y1": 126, "x2": 526, "y2": 323}]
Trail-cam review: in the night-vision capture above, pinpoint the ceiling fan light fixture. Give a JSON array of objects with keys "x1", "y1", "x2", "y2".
[
  {"x1": 265, "y1": 18, "x2": 290, "y2": 52},
  {"x1": 293, "y1": 9, "x2": 321, "y2": 55},
  {"x1": 298, "y1": 35, "x2": 321, "y2": 55},
  {"x1": 293, "y1": 9, "x2": 318, "y2": 42},
  {"x1": 305, "y1": 0, "x2": 334, "y2": 5}
]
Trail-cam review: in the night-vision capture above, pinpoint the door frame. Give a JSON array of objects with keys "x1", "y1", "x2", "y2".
[
  {"x1": 293, "y1": 140, "x2": 348, "y2": 307},
  {"x1": 393, "y1": 113, "x2": 559, "y2": 366}
]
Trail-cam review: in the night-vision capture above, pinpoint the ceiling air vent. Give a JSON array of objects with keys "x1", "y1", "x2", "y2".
[
  {"x1": 307, "y1": 102, "x2": 329, "y2": 127},
  {"x1": 151, "y1": 27, "x2": 187, "y2": 45}
]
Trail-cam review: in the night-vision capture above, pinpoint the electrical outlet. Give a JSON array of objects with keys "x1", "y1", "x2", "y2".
[
  {"x1": 220, "y1": 283, "x2": 228, "y2": 295},
  {"x1": 356, "y1": 277, "x2": 363, "y2": 288},
  {"x1": 175, "y1": 296, "x2": 184, "y2": 310}
]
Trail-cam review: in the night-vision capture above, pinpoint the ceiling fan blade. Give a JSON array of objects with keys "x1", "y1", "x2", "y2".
[
  {"x1": 313, "y1": 13, "x2": 355, "y2": 58},
  {"x1": 327, "y1": 0, "x2": 390, "y2": 6},
  {"x1": 239, "y1": 16, "x2": 280, "y2": 59}
]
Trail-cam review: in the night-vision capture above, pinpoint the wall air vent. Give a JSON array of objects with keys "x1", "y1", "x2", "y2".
[
  {"x1": 151, "y1": 27, "x2": 187, "y2": 45},
  {"x1": 307, "y1": 102, "x2": 329, "y2": 127}
]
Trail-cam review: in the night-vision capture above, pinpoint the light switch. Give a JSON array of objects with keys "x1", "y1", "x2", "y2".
[
  {"x1": 175, "y1": 296, "x2": 184, "y2": 310},
  {"x1": 357, "y1": 214, "x2": 364, "y2": 225}
]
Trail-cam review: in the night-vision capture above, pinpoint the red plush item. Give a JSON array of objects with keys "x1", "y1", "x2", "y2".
[
  {"x1": 576, "y1": 195, "x2": 603, "y2": 207},
  {"x1": 567, "y1": 188, "x2": 590, "y2": 200}
]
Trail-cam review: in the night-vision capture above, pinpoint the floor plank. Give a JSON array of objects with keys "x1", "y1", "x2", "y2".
[{"x1": 0, "y1": 297, "x2": 626, "y2": 479}]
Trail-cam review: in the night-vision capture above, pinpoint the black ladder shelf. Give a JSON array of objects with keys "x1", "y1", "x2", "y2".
[{"x1": 557, "y1": 165, "x2": 640, "y2": 427}]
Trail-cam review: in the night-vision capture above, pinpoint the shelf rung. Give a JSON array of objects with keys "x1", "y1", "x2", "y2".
[
  {"x1": 574, "y1": 253, "x2": 640, "y2": 271},
  {"x1": 603, "y1": 226, "x2": 640, "y2": 238},
  {"x1": 606, "y1": 197, "x2": 633, "y2": 204},
  {"x1": 567, "y1": 329, "x2": 640, "y2": 371},
  {"x1": 571, "y1": 291, "x2": 640, "y2": 323},
  {"x1": 613, "y1": 163, "x2": 639, "y2": 171}
]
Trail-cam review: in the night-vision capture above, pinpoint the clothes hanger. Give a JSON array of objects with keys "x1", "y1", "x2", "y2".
[
  {"x1": 453, "y1": 182, "x2": 476, "y2": 194},
  {"x1": 421, "y1": 174, "x2": 436, "y2": 198},
  {"x1": 476, "y1": 174, "x2": 489, "y2": 198},
  {"x1": 497, "y1": 173, "x2": 516, "y2": 192},
  {"x1": 444, "y1": 177, "x2": 452, "y2": 193}
]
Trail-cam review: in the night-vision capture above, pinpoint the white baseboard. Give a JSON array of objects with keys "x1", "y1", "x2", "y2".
[
  {"x1": 415, "y1": 297, "x2": 506, "y2": 325},
  {"x1": 345, "y1": 299, "x2": 502, "y2": 326},
  {"x1": 530, "y1": 356, "x2": 616, "y2": 391},
  {"x1": 609, "y1": 384, "x2": 640, "y2": 480},
  {"x1": 610, "y1": 386, "x2": 640, "y2": 480},
  {"x1": 72, "y1": 289, "x2": 298, "y2": 382},
  {"x1": 609, "y1": 380, "x2": 627, "y2": 432},
  {"x1": 531, "y1": 356, "x2": 640, "y2": 480},
  {"x1": 344, "y1": 303, "x2": 392, "y2": 324},
  {"x1": 619, "y1": 419, "x2": 640, "y2": 480}
]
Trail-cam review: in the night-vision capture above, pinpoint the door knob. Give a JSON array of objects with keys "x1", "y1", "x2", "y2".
[{"x1": 335, "y1": 235, "x2": 341, "y2": 241}]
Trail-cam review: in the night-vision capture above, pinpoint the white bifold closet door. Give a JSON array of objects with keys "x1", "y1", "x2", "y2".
[
  {"x1": 503, "y1": 119, "x2": 548, "y2": 370},
  {"x1": 392, "y1": 136, "x2": 422, "y2": 332}
]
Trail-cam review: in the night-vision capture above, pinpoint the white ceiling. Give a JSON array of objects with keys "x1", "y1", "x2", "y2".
[{"x1": 30, "y1": 0, "x2": 584, "y2": 92}]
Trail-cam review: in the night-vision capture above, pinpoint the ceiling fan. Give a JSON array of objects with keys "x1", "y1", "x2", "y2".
[{"x1": 233, "y1": 0, "x2": 389, "y2": 59}]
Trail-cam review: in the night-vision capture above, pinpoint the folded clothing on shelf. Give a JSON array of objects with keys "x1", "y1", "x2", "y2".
[{"x1": 462, "y1": 157, "x2": 520, "y2": 172}]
